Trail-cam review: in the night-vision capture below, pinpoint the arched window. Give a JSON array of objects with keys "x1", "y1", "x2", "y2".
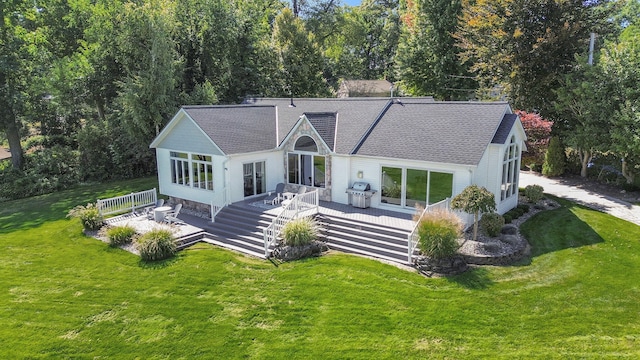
[
  {"x1": 288, "y1": 136, "x2": 325, "y2": 188},
  {"x1": 294, "y1": 136, "x2": 318, "y2": 152},
  {"x1": 501, "y1": 136, "x2": 520, "y2": 200}
]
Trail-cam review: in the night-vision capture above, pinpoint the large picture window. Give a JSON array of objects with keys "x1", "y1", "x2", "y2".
[
  {"x1": 381, "y1": 166, "x2": 453, "y2": 208},
  {"x1": 170, "y1": 151, "x2": 213, "y2": 191},
  {"x1": 501, "y1": 136, "x2": 520, "y2": 200},
  {"x1": 287, "y1": 136, "x2": 326, "y2": 188}
]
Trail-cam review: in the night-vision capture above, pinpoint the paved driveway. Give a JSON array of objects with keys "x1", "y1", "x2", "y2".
[{"x1": 519, "y1": 172, "x2": 640, "y2": 226}]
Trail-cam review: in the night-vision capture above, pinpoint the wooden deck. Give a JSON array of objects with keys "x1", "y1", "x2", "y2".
[
  {"x1": 228, "y1": 197, "x2": 415, "y2": 231},
  {"x1": 106, "y1": 197, "x2": 418, "y2": 263}
]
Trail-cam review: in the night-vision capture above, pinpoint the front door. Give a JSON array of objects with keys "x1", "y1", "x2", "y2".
[{"x1": 243, "y1": 161, "x2": 266, "y2": 197}]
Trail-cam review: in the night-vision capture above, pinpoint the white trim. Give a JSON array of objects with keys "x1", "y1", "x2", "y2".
[
  {"x1": 278, "y1": 115, "x2": 334, "y2": 154},
  {"x1": 150, "y1": 108, "x2": 225, "y2": 156}
]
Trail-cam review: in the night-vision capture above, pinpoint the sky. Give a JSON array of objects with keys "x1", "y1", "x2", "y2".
[{"x1": 343, "y1": 0, "x2": 362, "y2": 5}]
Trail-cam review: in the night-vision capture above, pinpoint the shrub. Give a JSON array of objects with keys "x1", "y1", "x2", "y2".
[
  {"x1": 517, "y1": 204, "x2": 530, "y2": 213},
  {"x1": 503, "y1": 214, "x2": 513, "y2": 224},
  {"x1": 450, "y1": 185, "x2": 496, "y2": 242},
  {"x1": 542, "y1": 136, "x2": 566, "y2": 177},
  {"x1": 281, "y1": 217, "x2": 319, "y2": 247},
  {"x1": 106, "y1": 225, "x2": 137, "y2": 247},
  {"x1": 523, "y1": 185, "x2": 544, "y2": 203},
  {"x1": 136, "y1": 229, "x2": 176, "y2": 261},
  {"x1": 416, "y1": 209, "x2": 462, "y2": 259},
  {"x1": 67, "y1": 203, "x2": 104, "y2": 231},
  {"x1": 479, "y1": 212, "x2": 505, "y2": 237}
]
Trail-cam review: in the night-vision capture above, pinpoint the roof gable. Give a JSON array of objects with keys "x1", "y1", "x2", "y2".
[
  {"x1": 150, "y1": 109, "x2": 223, "y2": 155},
  {"x1": 304, "y1": 112, "x2": 337, "y2": 151}
]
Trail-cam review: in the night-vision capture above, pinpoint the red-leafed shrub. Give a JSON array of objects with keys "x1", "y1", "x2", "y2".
[{"x1": 516, "y1": 110, "x2": 553, "y2": 171}]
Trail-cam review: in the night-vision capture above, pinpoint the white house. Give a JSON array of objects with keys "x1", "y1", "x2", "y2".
[{"x1": 150, "y1": 97, "x2": 526, "y2": 221}]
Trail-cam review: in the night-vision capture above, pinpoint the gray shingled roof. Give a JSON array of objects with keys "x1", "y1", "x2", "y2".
[
  {"x1": 244, "y1": 97, "x2": 435, "y2": 154},
  {"x1": 491, "y1": 113, "x2": 518, "y2": 144},
  {"x1": 175, "y1": 98, "x2": 512, "y2": 165},
  {"x1": 182, "y1": 105, "x2": 277, "y2": 155},
  {"x1": 353, "y1": 100, "x2": 511, "y2": 165},
  {"x1": 304, "y1": 112, "x2": 337, "y2": 151}
]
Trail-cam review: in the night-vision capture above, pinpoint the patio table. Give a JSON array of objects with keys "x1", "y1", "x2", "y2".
[{"x1": 154, "y1": 206, "x2": 172, "y2": 222}]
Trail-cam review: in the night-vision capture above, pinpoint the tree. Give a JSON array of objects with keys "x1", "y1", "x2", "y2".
[
  {"x1": 115, "y1": 0, "x2": 181, "y2": 141},
  {"x1": 0, "y1": 0, "x2": 39, "y2": 170},
  {"x1": 517, "y1": 110, "x2": 553, "y2": 171},
  {"x1": 542, "y1": 136, "x2": 566, "y2": 177},
  {"x1": 396, "y1": 0, "x2": 476, "y2": 99},
  {"x1": 450, "y1": 185, "x2": 496, "y2": 242},
  {"x1": 603, "y1": 24, "x2": 640, "y2": 183},
  {"x1": 457, "y1": 0, "x2": 617, "y2": 111},
  {"x1": 272, "y1": 8, "x2": 330, "y2": 97},
  {"x1": 553, "y1": 58, "x2": 613, "y2": 177}
]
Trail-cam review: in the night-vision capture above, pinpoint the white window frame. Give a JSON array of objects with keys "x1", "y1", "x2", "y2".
[
  {"x1": 501, "y1": 136, "x2": 520, "y2": 201},
  {"x1": 169, "y1": 151, "x2": 214, "y2": 191}
]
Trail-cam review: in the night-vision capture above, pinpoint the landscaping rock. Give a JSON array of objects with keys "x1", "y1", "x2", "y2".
[
  {"x1": 500, "y1": 234, "x2": 519, "y2": 245},
  {"x1": 414, "y1": 255, "x2": 468, "y2": 276},
  {"x1": 273, "y1": 241, "x2": 328, "y2": 262},
  {"x1": 501, "y1": 224, "x2": 518, "y2": 235}
]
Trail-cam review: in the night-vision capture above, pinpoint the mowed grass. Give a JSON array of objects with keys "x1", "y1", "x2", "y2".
[{"x1": 1, "y1": 181, "x2": 639, "y2": 358}]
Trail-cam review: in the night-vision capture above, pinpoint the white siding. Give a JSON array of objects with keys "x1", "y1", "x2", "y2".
[
  {"x1": 331, "y1": 155, "x2": 351, "y2": 204},
  {"x1": 156, "y1": 148, "x2": 226, "y2": 206},
  {"x1": 226, "y1": 151, "x2": 285, "y2": 204},
  {"x1": 156, "y1": 115, "x2": 223, "y2": 156}
]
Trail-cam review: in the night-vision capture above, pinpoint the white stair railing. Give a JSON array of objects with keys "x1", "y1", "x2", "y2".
[
  {"x1": 97, "y1": 188, "x2": 157, "y2": 216},
  {"x1": 263, "y1": 189, "x2": 319, "y2": 257},
  {"x1": 407, "y1": 198, "x2": 451, "y2": 263},
  {"x1": 210, "y1": 189, "x2": 228, "y2": 222}
]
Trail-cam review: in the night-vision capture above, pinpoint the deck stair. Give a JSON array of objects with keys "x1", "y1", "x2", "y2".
[
  {"x1": 189, "y1": 202, "x2": 414, "y2": 265},
  {"x1": 201, "y1": 203, "x2": 276, "y2": 258},
  {"x1": 315, "y1": 214, "x2": 412, "y2": 264}
]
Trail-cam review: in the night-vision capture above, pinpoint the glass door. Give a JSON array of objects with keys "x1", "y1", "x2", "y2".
[{"x1": 243, "y1": 161, "x2": 266, "y2": 197}]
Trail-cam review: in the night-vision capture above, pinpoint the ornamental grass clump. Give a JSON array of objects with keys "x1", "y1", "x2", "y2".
[
  {"x1": 67, "y1": 203, "x2": 104, "y2": 231},
  {"x1": 136, "y1": 229, "x2": 176, "y2": 261},
  {"x1": 281, "y1": 217, "x2": 319, "y2": 247},
  {"x1": 417, "y1": 209, "x2": 463, "y2": 259},
  {"x1": 479, "y1": 212, "x2": 505, "y2": 237},
  {"x1": 106, "y1": 225, "x2": 137, "y2": 247}
]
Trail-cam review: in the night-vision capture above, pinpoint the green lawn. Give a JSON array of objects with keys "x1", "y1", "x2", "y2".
[{"x1": 1, "y1": 180, "x2": 639, "y2": 358}]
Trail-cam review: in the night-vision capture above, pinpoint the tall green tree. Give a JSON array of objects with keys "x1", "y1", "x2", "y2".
[
  {"x1": 553, "y1": 58, "x2": 613, "y2": 177},
  {"x1": 396, "y1": 0, "x2": 476, "y2": 99},
  {"x1": 114, "y1": 0, "x2": 181, "y2": 140},
  {"x1": 457, "y1": 0, "x2": 617, "y2": 111},
  {"x1": 603, "y1": 24, "x2": 640, "y2": 183},
  {"x1": 0, "y1": 0, "x2": 43, "y2": 169},
  {"x1": 272, "y1": 8, "x2": 330, "y2": 97}
]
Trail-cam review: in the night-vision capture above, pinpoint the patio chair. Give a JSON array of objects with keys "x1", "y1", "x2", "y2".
[
  {"x1": 144, "y1": 199, "x2": 165, "y2": 219},
  {"x1": 263, "y1": 183, "x2": 285, "y2": 205},
  {"x1": 163, "y1": 203, "x2": 183, "y2": 225},
  {"x1": 281, "y1": 186, "x2": 307, "y2": 208}
]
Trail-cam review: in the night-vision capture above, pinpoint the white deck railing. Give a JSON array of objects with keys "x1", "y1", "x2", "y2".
[
  {"x1": 407, "y1": 198, "x2": 451, "y2": 263},
  {"x1": 263, "y1": 189, "x2": 320, "y2": 258},
  {"x1": 210, "y1": 189, "x2": 228, "y2": 222},
  {"x1": 97, "y1": 188, "x2": 157, "y2": 216}
]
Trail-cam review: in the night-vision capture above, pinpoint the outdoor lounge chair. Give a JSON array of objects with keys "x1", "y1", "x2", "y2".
[
  {"x1": 144, "y1": 199, "x2": 165, "y2": 219},
  {"x1": 281, "y1": 186, "x2": 307, "y2": 208},
  {"x1": 263, "y1": 183, "x2": 285, "y2": 205},
  {"x1": 163, "y1": 203, "x2": 183, "y2": 225}
]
